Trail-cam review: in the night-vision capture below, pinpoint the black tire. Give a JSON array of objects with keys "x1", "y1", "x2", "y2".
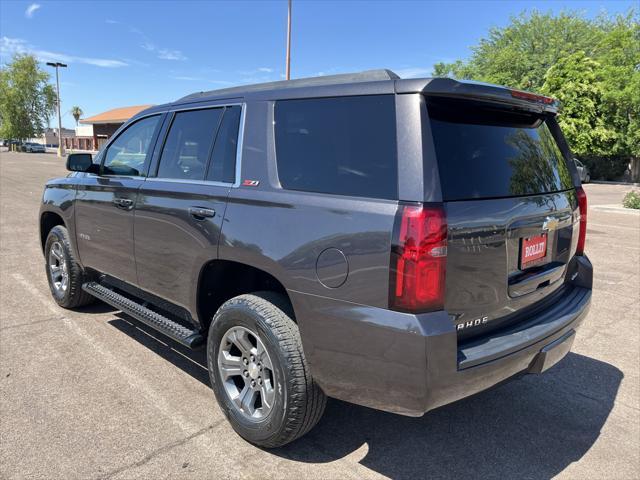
[
  {"x1": 207, "y1": 292, "x2": 326, "y2": 448},
  {"x1": 44, "y1": 225, "x2": 95, "y2": 308}
]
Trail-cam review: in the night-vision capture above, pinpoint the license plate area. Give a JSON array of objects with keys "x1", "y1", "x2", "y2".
[{"x1": 520, "y1": 233, "x2": 548, "y2": 269}]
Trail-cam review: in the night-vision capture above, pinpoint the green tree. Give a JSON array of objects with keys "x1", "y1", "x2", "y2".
[
  {"x1": 541, "y1": 51, "x2": 615, "y2": 156},
  {"x1": 595, "y1": 13, "x2": 640, "y2": 159},
  {"x1": 0, "y1": 54, "x2": 56, "y2": 141},
  {"x1": 432, "y1": 9, "x2": 640, "y2": 179},
  {"x1": 433, "y1": 11, "x2": 602, "y2": 91},
  {"x1": 71, "y1": 106, "x2": 83, "y2": 125}
]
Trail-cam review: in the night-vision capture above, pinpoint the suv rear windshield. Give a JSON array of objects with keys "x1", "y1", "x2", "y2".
[{"x1": 426, "y1": 97, "x2": 573, "y2": 201}]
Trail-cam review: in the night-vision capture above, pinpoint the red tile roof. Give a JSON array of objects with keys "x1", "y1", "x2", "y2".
[{"x1": 80, "y1": 105, "x2": 154, "y2": 125}]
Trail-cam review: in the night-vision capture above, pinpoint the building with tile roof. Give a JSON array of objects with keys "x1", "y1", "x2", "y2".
[{"x1": 64, "y1": 105, "x2": 153, "y2": 151}]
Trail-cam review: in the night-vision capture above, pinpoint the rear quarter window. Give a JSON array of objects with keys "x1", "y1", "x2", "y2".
[
  {"x1": 426, "y1": 97, "x2": 573, "y2": 201},
  {"x1": 274, "y1": 95, "x2": 397, "y2": 200}
]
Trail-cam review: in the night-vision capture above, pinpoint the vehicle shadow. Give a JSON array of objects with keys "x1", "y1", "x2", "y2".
[
  {"x1": 75, "y1": 302, "x2": 118, "y2": 315},
  {"x1": 107, "y1": 314, "x2": 622, "y2": 480},
  {"x1": 108, "y1": 314, "x2": 210, "y2": 385},
  {"x1": 275, "y1": 352, "x2": 623, "y2": 480}
]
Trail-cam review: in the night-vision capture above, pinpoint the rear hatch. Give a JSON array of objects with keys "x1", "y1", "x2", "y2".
[{"x1": 425, "y1": 95, "x2": 580, "y2": 341}]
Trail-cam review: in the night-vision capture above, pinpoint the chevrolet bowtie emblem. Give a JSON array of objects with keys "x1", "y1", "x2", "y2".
[{"x1": 542, "y1": 217, "x2": 559, "y2": 231}]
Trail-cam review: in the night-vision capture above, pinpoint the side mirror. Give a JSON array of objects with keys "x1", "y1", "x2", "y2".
[{"x1": 66, "y1": 153, "x2": 95, "y2": 173}]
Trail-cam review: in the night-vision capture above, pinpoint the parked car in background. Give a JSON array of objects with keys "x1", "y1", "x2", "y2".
[
  {"x1": 8, "y1": 140, "x2": 22, "y2": 150},
  {"x1": 22, "y1": 142, "x2": 46, "y2": 153},
  {"x1": 574, "y1": 158, "x2": 590, "y2": 183},
  {"x1": 39, "y1": 70, "x2": 592, "y2": 448}
]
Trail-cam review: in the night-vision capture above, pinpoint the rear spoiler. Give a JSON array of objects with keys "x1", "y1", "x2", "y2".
[{"x1": 396, "y1": 77, "x2": 559, "y2": 114}]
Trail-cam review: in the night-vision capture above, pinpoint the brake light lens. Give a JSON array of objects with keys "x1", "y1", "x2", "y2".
[
  {"x1": 510, "y1": 89, "x2": 555, "y2": 105},
  {"x1": 390, "y1": 204, "x2": 447, "y2": 313},
  {"x1": 576, "y1": 187, "x2": 587, "y2": 255}
]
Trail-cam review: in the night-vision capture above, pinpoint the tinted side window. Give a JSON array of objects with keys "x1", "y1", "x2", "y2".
[
  {"x1": 206, "y1": 106, "x2": 241, "y2": 183},
  {"x1": 157, "y1": 108, "x2": 223, "y2": 180},
  {"x1": 103, "y1": 115, "x2": 160, "y2": 176},
  {"x1": 274, "y1": 95, "x2": 397, "y2": 200}
]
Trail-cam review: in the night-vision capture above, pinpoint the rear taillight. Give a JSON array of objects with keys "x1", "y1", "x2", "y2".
[
  {"x1": 576, "y1": 187, "x2": 587, "y2": 255},
  {"x1": 390, "y1": 203, "x2": 447, "y2": 313}
]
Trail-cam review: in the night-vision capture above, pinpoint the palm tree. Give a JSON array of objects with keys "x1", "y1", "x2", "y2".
[{"x1": 71, "y1": 106, "x2": 83, "y2": 126}]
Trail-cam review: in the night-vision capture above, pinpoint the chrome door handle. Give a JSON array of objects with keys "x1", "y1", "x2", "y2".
[{"x1": 189, "y1": 207, "x2": 216, "y2": 219}]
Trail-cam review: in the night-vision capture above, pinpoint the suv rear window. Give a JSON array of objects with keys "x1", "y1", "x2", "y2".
[
  {"x1": 426, "y1": 97, "x2": 573, "y2": 201},
  {"x1": 275, "y1": 95, "x2": 397, "y2": 200}
]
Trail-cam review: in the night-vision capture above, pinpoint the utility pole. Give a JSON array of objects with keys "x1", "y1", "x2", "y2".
[
  {"x1": 46, "y1": 62, "x2": 67, "y2": 157},
  {"x1": 285, "y1": 0, "x2": 292, "y2": 80}
]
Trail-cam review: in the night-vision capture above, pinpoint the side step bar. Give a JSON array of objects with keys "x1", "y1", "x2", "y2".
[{"x1": 82, "y1": 282, "x2": 204, "y2": 349}]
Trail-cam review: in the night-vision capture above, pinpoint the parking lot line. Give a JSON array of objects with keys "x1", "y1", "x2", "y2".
[{"x1": 11, "y1": 272, "x2": 214, "y2": 438}]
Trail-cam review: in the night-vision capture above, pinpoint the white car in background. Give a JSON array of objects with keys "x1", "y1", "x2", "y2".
[
  {"x1": 22, "y1": 142, "x2": 46, "y2": 153},
  {"x1": 574, "y1": 158, "x2": 590, "y2": 183}
]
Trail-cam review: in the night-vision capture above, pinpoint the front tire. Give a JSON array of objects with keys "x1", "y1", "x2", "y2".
[
  {"x1": 44, "y1": 225, "x2": 94, "y2": 308},
  {"x1": 207, "y1": 292, "x2": 326, "y2": 448}
]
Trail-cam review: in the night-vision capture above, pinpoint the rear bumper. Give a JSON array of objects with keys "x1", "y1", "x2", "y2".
[
  {"x1": 425, "y1": 284, "x2": 589, "y2": 413},
  {"x1": 291, "y1": 255, "x2": 592, "y2": 416}
]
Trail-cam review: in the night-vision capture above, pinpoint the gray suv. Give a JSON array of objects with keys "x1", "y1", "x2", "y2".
[{"x1": 39, "y1": 70, "x2": 592, "y2": 447}]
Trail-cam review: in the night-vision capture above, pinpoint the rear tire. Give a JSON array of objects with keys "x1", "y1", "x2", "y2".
[
  {"x1": 44, "y1": 225, "x2": 95, "y2": 308},
  {"x1": 207, "y1": 292, "x2": 326, "y2": 448}
]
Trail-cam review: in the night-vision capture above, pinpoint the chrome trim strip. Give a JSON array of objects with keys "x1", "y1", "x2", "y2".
[
  {"x1": 167, "y1": 102, "x2": 242, "y2": 113},
  {"x1": 132, "y1": 111, "x2": 165, "y2": 121},
  {"x1": 144, "y1": 177, "x2": 233, "y2": 188},
  {"x1": 233, "y1": 103, "x2": 246, "y2": 188}
]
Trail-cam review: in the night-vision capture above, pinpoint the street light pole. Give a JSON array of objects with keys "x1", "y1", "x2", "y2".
[
  {"x1": 285, "y1": 0, "x2": 292, "y2": 80},
  {"x1": 46, "y1": 62, "x2": 67, "y2": 157}
]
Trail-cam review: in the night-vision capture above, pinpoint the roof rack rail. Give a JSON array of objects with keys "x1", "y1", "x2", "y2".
[{"x1": 178, "y1": 69, "x2": 400, "y2": 102}]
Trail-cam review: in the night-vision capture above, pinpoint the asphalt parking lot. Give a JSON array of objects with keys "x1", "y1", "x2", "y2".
[{"x1": 1, "y1": 150, "x2": 638, "y2": 480}]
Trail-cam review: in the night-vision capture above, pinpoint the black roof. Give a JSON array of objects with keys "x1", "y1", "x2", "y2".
[
  {"x1": 139, "y1": 69, "x2": 557, "y2": 116},
  {"x1": 178, "y1": 69, "x2": 400, "y2": 103}
]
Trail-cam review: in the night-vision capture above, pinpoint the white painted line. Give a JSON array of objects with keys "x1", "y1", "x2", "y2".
[{"x1": 11, "y1": 272, "x2": 208, "y2": 437}]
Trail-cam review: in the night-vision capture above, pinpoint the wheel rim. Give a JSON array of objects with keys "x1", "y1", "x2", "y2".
[
  {"x1": 48, "y1": 241, "x2": 69, "y2": 294},
  {"x1": 218, "y1": 326, "x2": 276, "y2": 421}
]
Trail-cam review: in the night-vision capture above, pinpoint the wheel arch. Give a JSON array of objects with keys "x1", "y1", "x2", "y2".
[
  {"x1": 40, "y1": 211, "x2": 66, "y2": 253},
  {"x1": 196, "y1": 259, "x2": 294, "y2": 330}
]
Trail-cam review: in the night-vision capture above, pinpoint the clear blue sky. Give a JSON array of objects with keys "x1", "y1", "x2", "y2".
[{"x1": 0, "y1": 0, "x2": 635, "y2": 128}]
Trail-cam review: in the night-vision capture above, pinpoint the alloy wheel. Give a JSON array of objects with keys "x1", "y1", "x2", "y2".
[
  {"x1": 218, "y1": 326, "x2": 276, "y2": 421},
  {"x1": 48, "y1": 241, "x2": 69, "y2": 294}
]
